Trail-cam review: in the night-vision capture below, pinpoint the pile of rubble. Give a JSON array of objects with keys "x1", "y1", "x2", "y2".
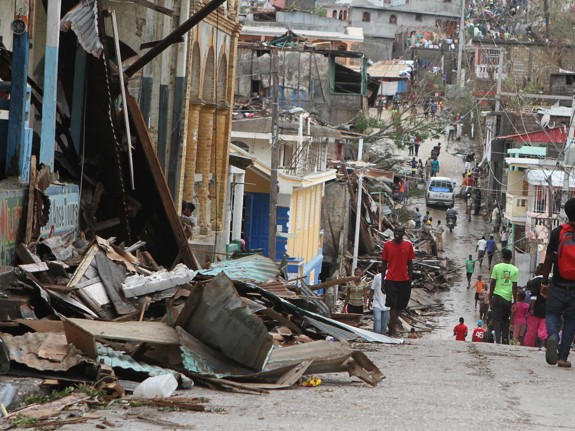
[
  {"x1": 336, "y1": 165, "x2": 460, "y2": 335},
  {"x1": 0, "y1": 235, "x2": 394, "y2": 427}
]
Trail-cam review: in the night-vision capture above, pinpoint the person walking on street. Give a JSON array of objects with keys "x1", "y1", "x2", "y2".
[
  {"x1": 344, "y1": 267, "x2": 369, "y2": 315},
  {"x1": 500, "y1": 228, "x2": 508, "y2": 249},
  {"x1": 486, "y1": 235, "x2": 497, "y2": 270},
  {"x1": 489, "y1": 248, "x2": 519, "y2": 344},
  {"x1": 411, "y1": 157, "x2": 418, "y2": 180},
  {"x1": 541, "y1": 198, "x2": 575, "y2": 367},
  {"x1": 492, "y1": 204, "x2": 501, "y2": 232},
  {"x1": 472, "y1": 320, "x2": 486, "y2": 342},
  {"x1": 370, "y1": 264, "x2": 390, "y2": 335},
  {"x1": 381, "y1": 226, "x2": 416, "y2": 337},
  {"x1": 434, "y1": 220, "x2": 445, "y2": 252},
  {"x1": 474, "y1": 274, "x2": 485, "y2": 310},
  {"x1": 414, "y1": 135, "x2": 421, "y2": 157},
  {"x1": 425, "y1": 157, "x2": 432, "y2": 180},
  {"x1": 524, "y1": 264, "x2": 548, "y2": 348},
  {"x1": 476, "y1": 235, "x2": 487, "y2": 268},
  {"x1": 431, "y1": 158, "x2": 440, "y2": 177},
  {"x1": 512, "y1": 290, "x2": 529, "y2": 345},
  {"x1": 414, "y1": 208, "x2": 422, "y2": 228},
  {"x1": 423, "y1": 210, "x2": 430, "y2": 225},
  {"x1": 478, "y1": 281, "x2": 490, "y2": 322},
  {"x1": 376, "y1": 98, "x2": 384, "y2": 120},
  {"x1": 465, "y1": 254, "x2": 475, "y2": 288},
  {"x1": 453, "y1": 317, "x2": 468, "y2": 341}
]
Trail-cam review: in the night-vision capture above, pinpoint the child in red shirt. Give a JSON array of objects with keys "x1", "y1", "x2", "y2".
[
  {"x1": 512, "y1": 290, "x2": 529, "y2": 345},
  {"x1": 453, "y1": 317, "x2": 468, "y2": 341},
  {"x1": 472, "y1": 320, "x2": 486, "y2": 342}
]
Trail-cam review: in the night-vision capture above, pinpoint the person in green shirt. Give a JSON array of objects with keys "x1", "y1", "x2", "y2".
[
  {"x1": 489, "y1": 248, "x2": 519, "y2": 344},
  {"x1": 465, "y1": 254, "x2": 476, "y2": 288}
]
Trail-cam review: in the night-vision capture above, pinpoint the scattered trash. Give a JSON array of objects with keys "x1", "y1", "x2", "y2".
[
  {"x1": 133, "y1": 374, "x2": 178, "y2": 399},
  {"x1": 300, "y1": 376, "x2": 322, "y2": 387}
]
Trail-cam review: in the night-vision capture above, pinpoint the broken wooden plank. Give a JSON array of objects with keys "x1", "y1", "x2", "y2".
[
  {"x1": 308, "y1": 276, "x2": 356, "y2": 291},
  {"x1": 64, "y1": 318, "x2": 180, "y2": 358},
  {"x1": 127, "y1": 94, "x2": 199, "y2": 270},
  {"x1": 95, "y1": 252, "x2": 136, "y2": 315},
  {"x1": 18, "y1": 262, "x2": 49, "y2": 273},
  {"x1": 67, "y1": 242, "x2": 99, "y2": 287}
]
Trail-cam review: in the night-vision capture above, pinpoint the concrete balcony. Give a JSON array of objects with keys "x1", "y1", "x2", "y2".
[{"x1": 504, "y1": 193, "x2": 527, "y2": 223}]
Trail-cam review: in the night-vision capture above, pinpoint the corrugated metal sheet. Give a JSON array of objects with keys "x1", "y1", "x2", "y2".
[
  {"x1": 96, "y1": 344, "x2": 194, "y2": 388},
  {"x1": 60, "y1": 0, "x2": 104, "y2": 58},
  {"x1": 243, "y1": 282, "x2": 403, "y2": 344},
  {"x1": 199, "y1": 255, "x2": 279, "y2": 283},
  {"x1": 368, "y1": 60, "x2": 412, "y2": 78},
  {"x1": 2, "y1": 332, "x2": 90, "y2": 371}
]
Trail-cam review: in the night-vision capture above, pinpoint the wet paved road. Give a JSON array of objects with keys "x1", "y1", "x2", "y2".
[{"x1": 392, "y1": 131, "x2": 497, "y2": 339}]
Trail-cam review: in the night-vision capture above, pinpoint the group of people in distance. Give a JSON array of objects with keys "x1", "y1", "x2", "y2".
[
  {"x1": 342, "y1": 197, "x2": 575, "y2": 370},
  {"x1": 455, "y1": 198, "x2": 575, "y2": 369}
]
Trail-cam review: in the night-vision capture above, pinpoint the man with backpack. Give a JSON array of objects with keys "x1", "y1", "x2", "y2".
[{"x1": 541, "y1": 198, "x2": 575, "y2": 368}]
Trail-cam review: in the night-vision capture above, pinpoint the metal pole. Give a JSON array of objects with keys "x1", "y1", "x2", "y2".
[
  {"x1": 111, "y1": 10, "x2": 134, "y2": 190},
  {"x1": 352, "y1": 138, "x2": 364, "y2": 271},
  {"x1": 562, "y1": 92, "x2": 575, "y2": 204},
  {"x1": 495, "y1": 49, "x2": 504, "y2": 112},
  {"x1": 456, "y1": 0, "x2": 465, "y2": 87},
  {"x1": 268, "y1": 49, "x2": 279, "y2": 261}
]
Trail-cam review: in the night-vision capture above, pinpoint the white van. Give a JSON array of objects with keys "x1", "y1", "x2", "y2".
[{"x1": 425, "y1": 176, "x2": 455, "y2": 207}]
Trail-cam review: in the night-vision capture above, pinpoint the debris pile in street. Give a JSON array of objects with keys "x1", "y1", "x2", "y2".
[
  {"x1": 0, "y1": 235, "x2": 392, "y2": 425},
  {"x1": 333, "y1": 163, "x2": 461, "y2": 336}
]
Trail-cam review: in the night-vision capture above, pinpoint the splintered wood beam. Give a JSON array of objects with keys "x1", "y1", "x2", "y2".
[
  {"x1": 120, "y1": 0, "x2": 176, "y2": 16},
  {"x1": 124, "y1": 0, "x2": 227, "y2": 77}
]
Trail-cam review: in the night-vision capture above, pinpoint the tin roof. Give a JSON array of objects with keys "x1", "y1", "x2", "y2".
[
  {"x1": 199, "y1": 254, "x2": 280, "y2": 283},
  {"x1": 368, "y1": 60, "x2": 413, "y2": 78},
  {"x1": 498, "y1": 126, "x2": 567, "y2": 144},
  {"x1": 60, "y1": 0, "x2": 103, "y2": 58}
]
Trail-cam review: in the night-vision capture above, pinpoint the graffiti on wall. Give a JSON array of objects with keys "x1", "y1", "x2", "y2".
[
  {"x1": 0, "y1": 189, "x2": 26, "y2": 264},
  {"x1": 0, "y1": 184, "x2": 80, "y2": 265}
]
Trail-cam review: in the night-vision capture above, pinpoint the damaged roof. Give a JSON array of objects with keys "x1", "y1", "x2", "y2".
[{"x1": 199, "y1": 255, "x2": 280, "y2": 283}]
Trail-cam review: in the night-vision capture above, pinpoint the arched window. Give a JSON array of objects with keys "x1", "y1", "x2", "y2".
[
  {"x1": 343, "y1": 10, "x2": 348, "y2": 20},
  {"x1": 332, "y1": 10, "x2": 337, "y2": 18},
  {"x1": 389, "y1": 14, "x2": 397, "y2": 24},
  {"x1": 339, "y1": 10, "x2": 343, "y2": 20},
  {"x1": 362, "y1": 11, "x2": 370, "y2": 22}
]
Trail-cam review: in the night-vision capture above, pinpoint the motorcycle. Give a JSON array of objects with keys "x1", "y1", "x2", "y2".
[{"x1": 446, "y1": 216, "x2": 456, "y2": 232}]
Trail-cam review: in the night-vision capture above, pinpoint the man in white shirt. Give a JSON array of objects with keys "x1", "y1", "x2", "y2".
[
  {"x1": 370, "y1": 264, "x2": 390, "y2": 335},
  {"x1": 434, "y1": 220, "x2": 445, "y2": 252},
  {"x1": 476, "y1": 235, "x2": 487, "y2": 268}
]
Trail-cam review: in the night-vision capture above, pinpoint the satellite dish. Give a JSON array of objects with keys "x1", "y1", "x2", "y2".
[{"x1": 541, "y1": 113, "x2": 551, "y2": 128}]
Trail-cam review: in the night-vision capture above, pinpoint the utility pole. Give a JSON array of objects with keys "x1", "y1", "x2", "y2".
[
  {"x1": 562, "y1": 91, "x2": 575, "y2": 206},
  {"x1": 487, "y1": 49, "x2": 505, "y2": 218},
  {"x1": 268, "y1": 49, "x2": 279, "y2": 261},
  {"x1": 456, "y1": 0, "x2": 465, "y2": 87},
  {"x1": 352, "y1": 138, "x2": 364, "y2": 271}
]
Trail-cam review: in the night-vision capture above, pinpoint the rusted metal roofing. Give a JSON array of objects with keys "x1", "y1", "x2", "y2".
[
  {"x1": 199, "y1": 255, "x2": 280, "y2": 283},
  {"x1": 256, "y1": 280, "x2": 298, "y2": 298},
  {"x1": 60, "y1": 0, "x2": 104, "y2": 58},
  {"x1": 2, "y1": 332, "x2": 90, "y2": 372}
]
